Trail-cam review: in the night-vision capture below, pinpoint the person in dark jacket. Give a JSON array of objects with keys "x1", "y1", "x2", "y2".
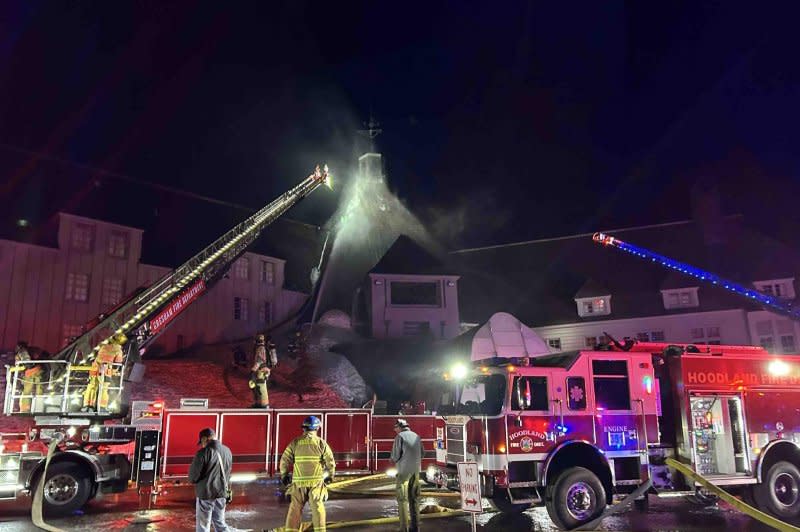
[{"x1": 188, "y1": 428, "x2": 233, "y2": 532}]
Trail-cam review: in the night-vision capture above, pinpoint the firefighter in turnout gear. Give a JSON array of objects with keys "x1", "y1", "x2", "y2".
[
  {"x1": 250, "y1": 334, "x2": 271, "y2": 408},
  {"x1": 249, "y1": 363, "x2": 271, "y2": 408},
  {"x1": 278, "y1": 416, "x2": 335, "y2": 531},
  {"x1": 391, "y1": 418, "x2": 422, "y2": 532},
  {"x1": 14, "y1": 342, "x2": 43, "y2": 413},
  {"x1": 82, "y1": 333, "x2": 126, "y2": 412}
]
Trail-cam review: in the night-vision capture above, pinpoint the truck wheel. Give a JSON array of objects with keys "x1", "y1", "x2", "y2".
[
  {"x1": 546, "y1": 467, "x2": 606, "y2": 530},
  {"x1": 38, "y1": 462, "x2": 93, "y2": 516},
  {"x1": 754, "y1": 461, "x2": 800, "y2": 520},
  {"x1": 490, "y1": 491, "x2": 530, "y2": 513}
]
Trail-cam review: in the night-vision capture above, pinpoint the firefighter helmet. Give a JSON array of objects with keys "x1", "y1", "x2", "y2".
[
  {"x1": 302, "y1": 416, "x2": 321, "y2": 431},
  {"x1": 113, "y1": 333, "x2": 128, "y2": 345}
]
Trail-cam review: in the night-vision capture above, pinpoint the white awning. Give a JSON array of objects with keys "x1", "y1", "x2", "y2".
[{"x1": 470, "y1": 312, "x2": 552, "y2": 361}]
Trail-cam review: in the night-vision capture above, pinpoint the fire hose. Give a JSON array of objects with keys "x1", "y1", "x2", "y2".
[
  {"x1": 665, "y1": 458, "x2": 800, "y2": 532},
  {"x1": 31, "y1": 434, "x2": 65, "y2": 532}
]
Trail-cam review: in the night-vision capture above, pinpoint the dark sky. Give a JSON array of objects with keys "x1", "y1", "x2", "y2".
[{"x1": 2, "y1": 1, "x2": 800, "y2": 252}]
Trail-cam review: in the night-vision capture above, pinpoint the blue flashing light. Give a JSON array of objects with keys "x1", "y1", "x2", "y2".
[{"x1": 594, "y1": 233, "x2": 799, "y2": 322}]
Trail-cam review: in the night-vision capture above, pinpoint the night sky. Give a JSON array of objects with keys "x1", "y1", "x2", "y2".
[{"x1": 2, "y1": 2, "x2": 800, "y2": 253}]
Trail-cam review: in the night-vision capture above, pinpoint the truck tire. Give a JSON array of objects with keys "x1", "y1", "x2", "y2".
[
  {"x1": 546, "y1": 467, "x2": 606, "y2": 530},
  {"x1": 37, "y1": 462, "x2": 93, "y2": 516},
  {"x1": 754, "y1": 461, "x2": 800, "y2": 520}
]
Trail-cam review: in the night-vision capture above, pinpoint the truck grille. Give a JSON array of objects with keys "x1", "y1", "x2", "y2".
[{"x1": 446, "y1": 424, "x2": 465, "y2": 464}]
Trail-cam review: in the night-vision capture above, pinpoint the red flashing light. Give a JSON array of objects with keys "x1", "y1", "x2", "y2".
[{"x1": 151, "y1": 402, "x2": 164, "y2": 409}]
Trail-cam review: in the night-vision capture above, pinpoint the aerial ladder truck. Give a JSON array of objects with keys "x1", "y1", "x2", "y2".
[{"x1": 1, "y1": 165, "x2": 330, "y2": 514}]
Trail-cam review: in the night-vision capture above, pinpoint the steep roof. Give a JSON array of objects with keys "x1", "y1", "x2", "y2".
[{"x1": 371, "y1": 234, "x2": 456, "y2": 276}]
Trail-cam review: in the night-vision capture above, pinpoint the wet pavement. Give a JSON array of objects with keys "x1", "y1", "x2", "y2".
[{"x1": 0, "y1": 477, "x2": 786, "y2": 531}]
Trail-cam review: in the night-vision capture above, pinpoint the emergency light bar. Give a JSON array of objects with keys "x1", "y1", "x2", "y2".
[{"x1": 593, "y1": 232, "x2": 800, "y2": 321}]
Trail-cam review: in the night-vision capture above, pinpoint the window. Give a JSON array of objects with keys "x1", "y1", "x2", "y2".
[
  {"x1": 651, "y1": 330, "x2": 665, "y2": 342},
  {"x1": 567, "y1": 376, "x2": 587, "y2": 410},
  {"x1": 755, "y1": 279, "x2": 796, "y2": 300},
  {"x1": 260, "y1": 261, "x2": 274, "y2": 284},
  {"x1": 234, "y1": 258, "x2": 249, "y2": 280},
  {"x1": 511, "y1": 376, "x2": 549, "y2": 411},
  {"x1": 548, "y1": 338, "x2": 562, "y2": 350},
  {"x1": 706, "y1": 326, "x2": 721, "y2": 338},
  {"x1": 107, "y1": 230, "x2": 128, "y2": 258},
  {"x1": 760, "y1": 336, "x2": 775, "y2": 352},
  {"x1": 259, "y1": 301, "x2": 272, "y2": 325},
  {"x1": 576, "y1": 297, "x2": 611, "y2": 317},
  {"x1": 71, "y1": 223, "x2": 94, "y2": 251},
  {"x1": 781, "y1": 335, "x2": 796, "y2": 353},
  {"x1": 756, "y1": 320, "x2": 774, "y2": 337},
  {"x1": 62, "y1": 324, "x2": 83, "y2": 346},
  {"x1": 391, "y1": 282, "x2": 441, "y2": 306},
  {"x1": 662, "y1": 288, "x2": 699, "y2": 309},
  {"x1": 636, "y1": 332, "x2": 649, "y2": 342},
  {"x1": 592, "y1": 360, "x2": 630, "y2": 410},
  {"x1": 102, "y1": 278, "x2": 124, "y2": 306},
  {"x1": 691, "y1": 327, "x2": 705, "y2": 339},
  {"x1": 585, "y1": 336, "x2": 597, "y2": 348},
  {"x1": 66, "y1": 273, "x2": 90, "y2": 301},
  {"x1": 234, "y1": 297, "x2": 249, "y2": 320},
  {"x1": 402, "y1": 321, "x2": 431, "y2": 336}
]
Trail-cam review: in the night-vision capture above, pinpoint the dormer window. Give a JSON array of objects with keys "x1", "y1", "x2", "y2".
[
  {"x1": 661, "y1": 287, "x2": 699, "y2": 310},
  {"x1": 575, "y1": 296, "x2": 611, "y2": 317},
  {"x1": 754, "y1": 278, "x2": 795, "y2": 300}
]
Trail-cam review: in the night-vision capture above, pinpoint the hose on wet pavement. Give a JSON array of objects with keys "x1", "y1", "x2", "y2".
[{"x1": 666, "y1": 458, "x2": 800, "y2": 532}]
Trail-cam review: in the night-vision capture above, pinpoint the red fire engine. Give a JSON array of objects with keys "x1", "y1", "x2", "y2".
[{"x1": 425, "y1": 233, "x2": 800, "y2": 529}]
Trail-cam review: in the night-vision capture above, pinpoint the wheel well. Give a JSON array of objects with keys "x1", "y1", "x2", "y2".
[
  {"x1": 758, "y1": 441, "x2": 800, "y2": 482},
  {"x1": 544, "y1": 442, "x2": 612, "y2": 504},
  {"x1": 29, "y1": 454, "x2": 96, "y2": 491}
]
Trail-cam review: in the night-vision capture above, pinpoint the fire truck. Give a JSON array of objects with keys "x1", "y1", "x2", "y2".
[
  {"x1": 426, "y1": 233, "x2": 800, "y2": 530},
  {"x1": 0, "y1": 165, "x2": 344, "y2": 513}
]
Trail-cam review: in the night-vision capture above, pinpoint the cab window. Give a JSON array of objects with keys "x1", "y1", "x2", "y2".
[
  {"x1": 566, "y1": 376, "x2": 587, "y2": 410},
  {"x1": 511, "y1": 376, "x2": 549, "y2": 411},
  {"x1": 592, "y1": 360, "x2": 630, "y2": 410}
]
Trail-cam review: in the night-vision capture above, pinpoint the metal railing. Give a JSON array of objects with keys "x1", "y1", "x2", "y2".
[{"x1": 3, "y1": 360, "x2": 126, "y2": 416}]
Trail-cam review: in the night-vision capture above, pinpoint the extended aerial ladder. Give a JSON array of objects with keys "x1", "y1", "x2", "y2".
[
  {"x1": 592, "y1": 232, "x2": 800, "y2": 321},
  {"x1": 4, "y1": 165, "x2": 331, "y2": 422}
]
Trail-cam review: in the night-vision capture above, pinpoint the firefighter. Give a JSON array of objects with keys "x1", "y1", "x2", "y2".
[
  {"x1": 391, "y1": 418, "x2": 422, "y2": 532},
  {"x1": 15, "y1": 341, "x2": 43, "y2": 413},
  {"x1": 278, "y1": 416, "x2": 335, "y2": 532},
  {"x1": 253, "y1": 334, "x2": 267, "y2": 368},
  {"x1": 249, "y1": 363, "x2": 271, "y2": 408},
  {"x1": 82, "y1": 333, "x2": 126, "y2": 412},
  {"x1": 266, "y1": 335, "x2": 278, "y2": 368}
]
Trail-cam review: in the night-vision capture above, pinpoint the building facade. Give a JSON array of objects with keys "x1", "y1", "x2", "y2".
[{"x1": 0, "y1": 212, "x2": 306, "y2": 355}]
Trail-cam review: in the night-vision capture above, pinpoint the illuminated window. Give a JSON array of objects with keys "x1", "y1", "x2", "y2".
[
  {"x1": 107, "y1": 230, "x2": 128, "y2": 258},
  {"x1": 66, "y1": 273, "x2": 90, "y2": 302},
  {"x1": 261, "y1": 261, "x2": 274, "y2": 284},
  {"x1": 71, "y1": 223, "x2": 94, "y2": 252},
  {"x1": 102, "y1": 278, "x2": 124, "y2": 306},
  {"x1": 582, "y1": 301, "x2": 594, "y2": 314},
  {"x1": 234, "y1": 258, "x2": 249, "y2": 280},
  {"x1": 755, "y1": 279, "x2": 796, "y2": 300},
  {"x1": 576, "y1": 296, "x2": 611, "y2": 317},
  {"x1": 234, "y1": 297, "x2": 249, "y2": 320}
]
